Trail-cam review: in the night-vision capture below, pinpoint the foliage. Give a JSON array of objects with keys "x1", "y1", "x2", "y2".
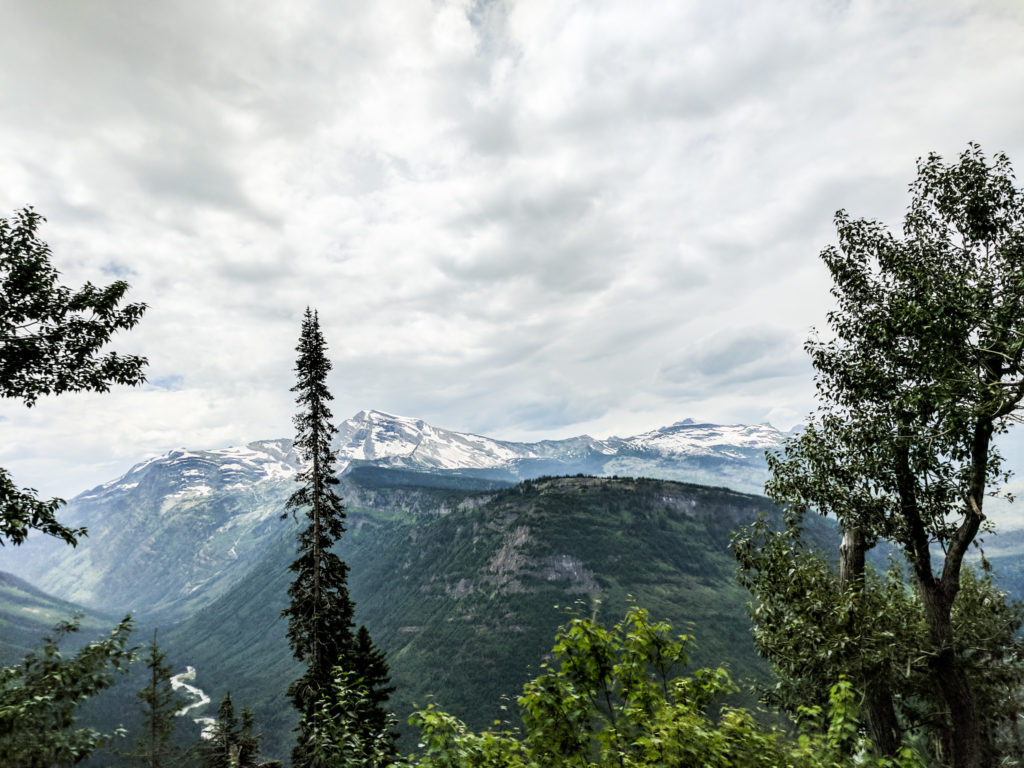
[
  {"x1": 733, "y1": 515, "x2": 1024, "y2": 763},
  {"x1": 753, "y1": 144, "x2": 1024, "y2": 768},
  {"x1": 948, "y1": 564, "x2": 1024, "y2": 763},
  {"x1": 0, "y1": 205, "x2": 147, "y2": 547},
  {"x1": 198, "y1": 692, "x2": 263, "y2": 768},
  {"x1": 0, "y1": 614, "x2": 135, "y2": 767},
  {"x1": 407, "y1": 608, "x2": 925, "y2": 768},
  {"x1": 350, "y1": 625, "x2": 397, "y2": 749},
  {"x1": 302, "y1": 667, "x2": 400, "y2": 768},
  {"x1": 282, "y1": 308, "x2": 395, "y2": 765},
  {"x1": 119, "y1": 630, "x2": 188, "y2": 768},
  {"x1": 733, "y1": 516, "x2": 926, "y2": 716}
]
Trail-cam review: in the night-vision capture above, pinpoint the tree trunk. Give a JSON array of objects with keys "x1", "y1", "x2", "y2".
[
  {"x1": 838, "y1": 527, "x2": 865, "y2": 590},
  {"x1": 312, "y1": 445, "x2": 322, "y2": 687},
  {"x1": 863, "y1": 681, "x2": 901, "y2": 758},
  {"x1": 839, "y1": 527, "x2": 900, "y2": 757},
  {"x1": 893, "y1": 424, "x2": 985, "y2": 768},
  {"x1": 919, "y1": 578, "x2": 982, "y2": 768}
]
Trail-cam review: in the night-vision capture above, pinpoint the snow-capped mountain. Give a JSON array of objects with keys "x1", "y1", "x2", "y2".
[
  {"x1": 78, "y1": 439, "x2": 299, "y2": 507},
  {"x1": 3, "y1": 411, "x2": 789, "y2": 619},
  {"x1": 4, "y1": 440, "x2": 300, "y2": 619},
  {"x1": 335, "y1": 409, "x2": 616, "y2": 471},
  {"x1": 619, "y1": 420, "x2": 787, "y2": 457},
  {"x1": 334, "y1": 410, "x2": 787, "y2": 491}
]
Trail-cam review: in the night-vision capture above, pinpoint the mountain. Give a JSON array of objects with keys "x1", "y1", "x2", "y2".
[
  {"x1": 336, "y1": 409, "x2": 615, "y2": 470},
  {"x1": 161, "y1": 472, "x2": 828, "y2": 759},
  {"x1": 0, "y1": 411, "x2": 797, "y2": 761},
  {"x1": 335, "y1": 409, "x2": 786, "y2": 492},
  {"x1": 3, "y1": 411, "x2": 786, "y2": 621},
  {"x1": 0, "y1": 571, "x2": 118, "y2": 665},
  {"x1": 4, "y1": 439, "x2": 298, "y2": 622},
  {"x1": 5, "y1": 467, "x2": 815, "y2": 761}
]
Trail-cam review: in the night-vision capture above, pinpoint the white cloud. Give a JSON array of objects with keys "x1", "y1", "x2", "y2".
[{"x1": 3, "y1": 0, "x2": 1024, "y2": 495}]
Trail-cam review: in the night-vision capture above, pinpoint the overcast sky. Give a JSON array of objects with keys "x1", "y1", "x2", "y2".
[{"x1": 3, "y1": 0, "x2": 1024, "y2": 498}]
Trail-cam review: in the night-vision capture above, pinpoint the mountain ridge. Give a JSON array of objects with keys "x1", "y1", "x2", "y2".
[
  {"x1": 2, "y1": 410, "x2": 787, "y2": 622},
  {"x1": 334, "y1": 408, "x2": 790, "y2": 475}
]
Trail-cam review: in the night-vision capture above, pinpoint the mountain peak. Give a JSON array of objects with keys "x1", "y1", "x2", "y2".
[
  {"x1": 328, "y1": 409, "x2": 783, "y2": 493},
  {"x1": 354, "y1": 408, "x2": 402, "y2": 421}
]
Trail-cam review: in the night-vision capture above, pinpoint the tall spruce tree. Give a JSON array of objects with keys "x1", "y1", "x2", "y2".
[
  {"x1": 350, "y1": 625, "x2": 396, "y2": 750},
  {"x1": 200, "y1": 693, "x2": 237, "y2": 768},
  {"x1": 282, "y1": 308, "x2": 395, "y2": 765}
]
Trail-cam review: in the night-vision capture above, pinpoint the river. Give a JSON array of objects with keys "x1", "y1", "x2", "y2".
[{"x1": 170, "y1": 666, "x2": 217, "y2": 738}]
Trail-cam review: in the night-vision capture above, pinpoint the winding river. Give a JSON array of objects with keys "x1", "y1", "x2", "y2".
[{"x1": 170, "y1": 666, "x2": 217, "y2": 738}]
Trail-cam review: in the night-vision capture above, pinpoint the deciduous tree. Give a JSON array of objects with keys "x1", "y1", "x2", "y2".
[
  {"x1": 756, "y1": 144, "x2": 1024, "y2": 768},
  {"x1": 302, "y1": 668, "x2": 398, "y2": 768},
  {"x1": 0, "y1": 206, "x2": 147, "y2": 547},
  {"x1": 0, "y1": 614, "x2": 135, "y2": 767},
  {"x1": 408, "y1": 608, "x2": 925, "y2": 768},
  {"x1": 733, "y1": 516, "x2": 1024, "y2": 763}
]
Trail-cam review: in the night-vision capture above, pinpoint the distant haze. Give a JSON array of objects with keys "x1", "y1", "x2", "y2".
[{"x1": 3, "y1": 1, "x2": 1024, "y2": 498}]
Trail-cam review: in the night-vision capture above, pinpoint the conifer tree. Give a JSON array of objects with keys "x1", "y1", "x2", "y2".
[
  {"x1": 128, "y1": 630, "x2": 187, "y2": 768},
  {"x1": 237, "y1": 707, "x2": 262, "y2": 768},
  {"x1": 350, "y1": 625, "x2": 396, "y2": 751},
  {"x1": 200, "y1": 693, "x2": 239, "y2": 768},
  {"x1": 282, "y1": 308, "x2": 394, "y2": 765},
  {"x1": 197, "y1": 692, "x2": 265, "y2": 768}
]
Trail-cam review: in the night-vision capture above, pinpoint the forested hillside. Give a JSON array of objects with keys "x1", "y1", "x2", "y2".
[
  {"x1": 166, "y1": 472, "x2": 829, "y2": 758},
  {"x1": 0, "y1": 572, "x2": 118, "y2": 665}
]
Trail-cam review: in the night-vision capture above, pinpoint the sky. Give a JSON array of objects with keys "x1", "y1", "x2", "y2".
[{"x1": 3, "y1": 0, "x2": 1024, "y2": 498}]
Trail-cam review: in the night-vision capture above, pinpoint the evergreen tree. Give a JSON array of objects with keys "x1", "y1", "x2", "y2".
[
  {"x1": 237, "y1": 707, "x2": 263, "y2": 768},
  {"x1": 350, "y1": 626, "x2": 397, "y2": 752},
  {"x1": 197, "y1": 692, "x2": 265, "y2": 768},
  {"x1": 201, "y1": 693, "x2": 240, "y2": 768},
  {"x1": 127, "y1": 630, "x2": 187, "y2": 768},
  {"x1": 282, "y1": 308, "x2": 395, "y2": 766}
]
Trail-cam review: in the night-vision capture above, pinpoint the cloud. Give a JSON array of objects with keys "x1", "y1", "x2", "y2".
[{"x1": 3, "y1": 0, "x2": 1024, "y2": 494}]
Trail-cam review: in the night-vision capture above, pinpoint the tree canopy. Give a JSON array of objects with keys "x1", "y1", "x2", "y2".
[
  {"x1": 748, "y1": 144, "x2": 1024, "y2": 768},
  {"x1": 0, "y1": 206, "x2": 147, "y2": 547},
  {"x1": 407, "y1": 608, "x2": 925, "y2": 768},
  {"x1": 0, "y1": 615, "x2": 135, "y2": 767}
]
